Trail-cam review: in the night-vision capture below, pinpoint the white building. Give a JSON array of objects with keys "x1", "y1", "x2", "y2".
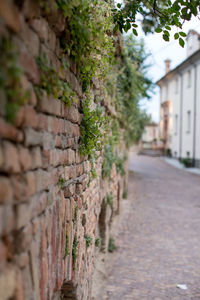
[
  {"x1": 157, "y1": 30, "x2": 200, "y2": 168},
  {"x1": 141, "y1": 123, "x2": 159, "y2": 149}
]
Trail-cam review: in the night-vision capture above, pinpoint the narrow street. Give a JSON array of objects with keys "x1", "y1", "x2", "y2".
[{"x1": 105, "y1": 153, "x2": 200, "y2": 300}]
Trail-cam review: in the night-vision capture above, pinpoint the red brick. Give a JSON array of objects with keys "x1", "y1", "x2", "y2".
[
  {"x1": 0, "y1": 1, "x2": 20, "y2": 32},
  {"x1": 0, "y1": 118, "x2": 23, "y2": 142},
  {"x1": 2, "y1": 141, "x2": 21, "y2": 173},
  {"x1": 23, "y1": 106, "x2": 38, "y2": 128},
  {"x1": 18, "y1": 146, "x2": 32, "y2": 171},
  {"x1": 0, "y1": 176, "x2": 13, "y2": 203}
]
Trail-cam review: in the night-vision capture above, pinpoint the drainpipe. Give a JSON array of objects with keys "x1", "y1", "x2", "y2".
[
  {"x1": 193, "y1": 64, "x2": 197, "y2": 167},
  {"x1": 179, "y1": 73, "x2": 183, "y2": 160}
]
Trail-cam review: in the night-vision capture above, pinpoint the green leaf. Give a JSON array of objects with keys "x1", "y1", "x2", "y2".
[
  {"x1": 163, "y1": 34, "x2": 169, "y2": 42},
  {"x1": 179, "y1": 37, "x2": 185, "y2": 48},
  {"x1": 165, "y1": 26, "x2": 171, "y2": 31},
  {"x1": 179, "y1": 31, "x2": 186, "y2": 37},
  {"x1": 132, "y1": 28, "x2": 138, "y2": 36},
  {"x1": 132, "y1": 23, "x2": 138, "y2": 28},
  {"x1": 174, "y1": 33, "x2": 179, "y2": 40},
  {"x1": 155, "y1": 28, "x2": 162, "y2": 33},
  {"x1": 117, "y1": 3, "x2": 121, "y2": 8}
]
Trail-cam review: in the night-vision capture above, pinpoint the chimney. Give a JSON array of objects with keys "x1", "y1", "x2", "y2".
[{"x1": 164, "y1": 59, "x2": 171, "y2": 74}]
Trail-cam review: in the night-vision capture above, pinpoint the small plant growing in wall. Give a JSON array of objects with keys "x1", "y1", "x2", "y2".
[
  {"x1": 108, "y1": 237, "x2": 117, "y2": 253},
  {"x1": 95, "y1": 238, "x2": 101, "y2": 248},
  {"x1": 58, "y1": 176, "x2": 65, "y2": 190},
  {"x1": 72, "y1": 235, "x2": 78, "y2": 270},
  {"x1": 73, "y1": 206, "x2": 78, "y2": 224},
  {"x1": 64, "y1": 233, "x2": 69, "y2": 259},
  {"x1": 106, "y1": 193, "x2": 113, "y2": 207},
  {"x1": 85, "y1": 235, "x2": 92, "y2": 248},
  {"x1": 0, "y1": 37, "x2": 29, "y2": 123},
  {"x1": 122, "y1": 189, "x2": 128, "y2": 199}
]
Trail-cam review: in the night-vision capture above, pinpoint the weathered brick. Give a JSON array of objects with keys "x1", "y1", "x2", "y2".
[
  {"x1": 0, "y1": 176, "x2": 13, "y2": 203},
  {"x1": 0, "y1": 266, "x2": 16, "y2": 300},
  {"x1": 22, "y1": 0, "x2": 40, "y2": 20},
  {"x1": 0, "y1": 1, "x2": 20, "y2": 32},
  {"x1": 0, "y1": 118, "x2": 23, "y2": 142},
  {"x1": 23, "y1": 106, "x2": 38, "y2": 128},
  {"x1": 64, "y1": 149, "x2": 75, "y2": 165},
  {"x1": 26, "y1": 172, "x2": 36, "y2": 197},
  {"x1": 20, "y1": 18, "x2": 40, "y2": 57},
  {"x1": 0, "y1": 241, "x2": 7, "y2": 271},
  {"x1": 65, "y1": 106, "x2": 81, "y2": 124},
  {"x1": 30, "y1": 17, "x2": 49, "y2": 44},
  {"x1": 42, "y1": 132, "x2": 56, "y2": 150},
  {"x1": 15, "y1": 270, "x2": 25, "y2": 300},
  {"x1": 16, "y1": 203, "x2": 31, "y2": 229},
  {"x1": 38, "y1": 94, "x2": 62, "y2": 116},
  {"x1": 16, "y1": 252, "x2": 29, "y2": 269},
  {"x1": 15, "y1": 224, "x2": 32, "y2": 252},
  {"x1": 31, "y1": 147, "x2": 42, "y2": 169},
  {"x1": 1, "y1": 205, "x2": 15, "y2": 235},
  {"x1": 64, "y1": 183, "x2": 76, "y2": 198},
  {"x1": 76, "y1": 164, "x2": 84, "y2": 177},
  {"x1": 18, "y1": 146, "x2": 32, "y2": 171},
  {"x1": 2, "y1": 141, "x2": 21, "y2": 173},
  {"x1": 25, "y1": 128, "x2": 43, "y2": 146},
  {"x1": 20, "y1": 45, "x2": 40, "y2": 84}
]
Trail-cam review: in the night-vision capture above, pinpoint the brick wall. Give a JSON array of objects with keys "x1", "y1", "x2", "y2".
[{"x1": 0, "y1": 1, "x2": 128, "y2": 300}]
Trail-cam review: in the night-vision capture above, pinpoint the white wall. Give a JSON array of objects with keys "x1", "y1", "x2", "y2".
[{"x1": 195, "y1": 62, "x2": 200, "y2": 162}]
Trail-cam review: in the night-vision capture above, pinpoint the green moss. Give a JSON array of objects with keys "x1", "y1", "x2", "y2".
[
  {"x1": 64, "y1": 233, "x2": 69, "y2": 258},
  {"x1": 58, "y1": 176, "x2": 65, "y2": 190},
  {"x1": 72, "y1": 235, "x2": 78, "y2": 270},
  {"x1": 85, "y1": 235, "x2": 92, "y2": 248},
  {"x1": 95, "y1": 237, "x2": 101, "y2": 247},
  {"x1": 35, "y1": 55, "x2": 75, "y2": 105},
  {"x1": 0, "y1": 37, "x2": 29, "y2": 123},
  {"x1": 73, "y1": 206, "x2": 78, "y2": 224},
  {"x1": 108, "y1": 237, "x2": 117, "y2": 253},
  {"x1": 106, "y1": 193, "x2": 113, "y2": 207}
]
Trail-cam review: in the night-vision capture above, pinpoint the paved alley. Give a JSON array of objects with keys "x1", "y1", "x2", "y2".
[{"x1": 105, "y1": 154, "x2": 200, "y2": 300}]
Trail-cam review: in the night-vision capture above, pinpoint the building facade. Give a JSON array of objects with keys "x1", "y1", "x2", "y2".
[{"x1": 157, "y1": 30, "x2": 200, "y2": 167}]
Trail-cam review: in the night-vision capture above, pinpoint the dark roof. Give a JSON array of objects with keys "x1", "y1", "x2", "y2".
[{"x1": 156, "y1": 49, "x2": 200, "y2": 86}]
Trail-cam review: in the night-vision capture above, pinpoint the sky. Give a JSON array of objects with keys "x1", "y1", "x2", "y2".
[{"x1": 137, "y1": 17, "x2": 200, "y2": 123}]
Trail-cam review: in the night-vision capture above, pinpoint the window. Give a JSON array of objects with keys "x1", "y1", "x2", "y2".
[
  {"x1": 187, "y1": 70, "x2": 191, "y2": 88},
  {"x1": 174, "y1": 114, "x2": 178, "y2": 135},
  {"x1": 187, "y1": 111, "x2": 191, "y2": 133}
]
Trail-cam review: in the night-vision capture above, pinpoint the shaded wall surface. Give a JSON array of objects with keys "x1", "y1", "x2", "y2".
[{"x1": 0, "y1": 1, "x2": 128, "y2": 300}]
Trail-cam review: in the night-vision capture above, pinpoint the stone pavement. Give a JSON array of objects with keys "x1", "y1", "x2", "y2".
[{"x1": 104, "y1": 154, "x2": 200, "y2": 300}]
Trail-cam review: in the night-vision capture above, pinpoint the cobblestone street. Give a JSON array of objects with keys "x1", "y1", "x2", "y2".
[{"x1": 105, "y1": 154, "x2": 200, "y2": 300}]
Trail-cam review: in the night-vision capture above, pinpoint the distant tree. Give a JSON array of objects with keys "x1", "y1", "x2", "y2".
[{"x1": 113, "y1": 0, "x2": 200, "y2": 47}]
